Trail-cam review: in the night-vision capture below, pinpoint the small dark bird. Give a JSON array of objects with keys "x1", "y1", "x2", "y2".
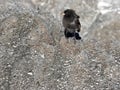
[{"x1": 62, "y1": 9, "x2": 81, "y2": 43}]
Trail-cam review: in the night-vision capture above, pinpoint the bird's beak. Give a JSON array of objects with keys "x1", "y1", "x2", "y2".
[{"x1": 60, "y1": 12, "x2": 65, "y2": 16}]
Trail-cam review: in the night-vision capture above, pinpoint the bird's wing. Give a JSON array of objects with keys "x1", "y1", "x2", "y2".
[
  {"x1": 75, "y1": 19, "x2": 80, "y2": 25},
  {"x1": 68, "y1": 18, "x2": 81, "y2": 29},
  {"x1": 63, "y1": 19, "x2": 76, "y2": 29},
  {"x1": 63, "y1": 16, "x2": 81, "y2": 31}
]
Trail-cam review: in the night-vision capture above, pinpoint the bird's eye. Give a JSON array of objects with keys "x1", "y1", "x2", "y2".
[{"x1": 64, "y1": 10, "x2": 68, "y2": 14}]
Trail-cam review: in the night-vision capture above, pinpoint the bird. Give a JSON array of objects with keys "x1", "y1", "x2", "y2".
[{"x1": 62, "y1": 9, "x2": 81, "y2": 43}]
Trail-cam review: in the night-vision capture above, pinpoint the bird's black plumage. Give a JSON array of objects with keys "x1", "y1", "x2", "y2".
[{"x1": 62, "y1": 9, "x2": 81, "y2": 42}]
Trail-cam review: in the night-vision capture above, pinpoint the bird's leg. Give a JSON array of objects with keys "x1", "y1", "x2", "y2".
[
  {"x1": 64, "y1": 29, "x2": 69, "y2": 43},
  {"x1": 73, "y1": 32, "x2": 76, "y2": 44},
  {"x1": 73, "y1": 37, "x2": 76, "y2": 44},
  {"x1": 66, "y1": 38, "x2": 69, "y2": 43}
]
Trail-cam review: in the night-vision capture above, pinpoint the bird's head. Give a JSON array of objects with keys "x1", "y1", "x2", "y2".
[
  {"x1": 62, "y1": 9, "x2": 80, "y2": 18},
  {"x1": 64, "y1": 9, "x2": 75, "y2": 17}
]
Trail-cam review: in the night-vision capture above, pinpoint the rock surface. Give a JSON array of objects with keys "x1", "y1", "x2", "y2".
[{"x1": 0, "y1": 0, "x2": 120, "y2": 90}]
